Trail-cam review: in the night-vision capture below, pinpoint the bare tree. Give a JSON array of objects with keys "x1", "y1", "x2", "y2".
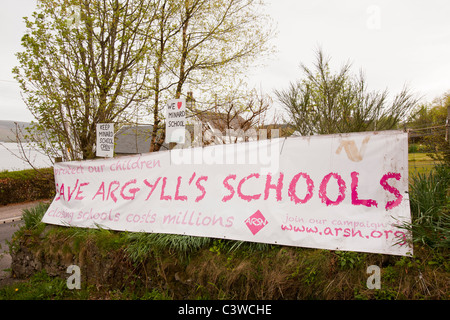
[{"x1": 188, "y1": 90, "x2": 273, "y2": 146}]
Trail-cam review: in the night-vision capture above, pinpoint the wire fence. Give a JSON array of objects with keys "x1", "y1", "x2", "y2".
[{"x1": 406, "y1": 123, "x2": 447, "y2": 173}]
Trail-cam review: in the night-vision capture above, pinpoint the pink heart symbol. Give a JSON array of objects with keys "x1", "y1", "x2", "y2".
[{"x1": 177, "y1": 101, "x2": 183, "y2": 109}]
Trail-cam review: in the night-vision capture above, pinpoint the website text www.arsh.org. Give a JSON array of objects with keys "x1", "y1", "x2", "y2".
[{"x1": 280, "y1": 224, "x2": 408, "y2": 245}]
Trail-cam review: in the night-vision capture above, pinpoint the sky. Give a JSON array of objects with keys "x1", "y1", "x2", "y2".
[{"x1": 0, "y1": 0, "x2": 449, "y2": 123}]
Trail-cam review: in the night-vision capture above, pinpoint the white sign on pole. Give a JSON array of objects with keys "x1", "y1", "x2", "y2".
[
  {"x1": 96, "y1": 123, "x2": 114, "y2": 158},
  {"x1": 165, "y1": 99, "x2": 186, "y2": 144},
  {"x1": 43, "y1": 130, "x2": 412, "y2": 256}
]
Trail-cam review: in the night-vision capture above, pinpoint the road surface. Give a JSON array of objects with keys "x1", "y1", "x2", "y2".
[
  {"x1": 0, "y1": 200, "x2": 48, "y2": 286},
  {"x1": 0, "y1": 200, "x2": 48, "y2": 224}
]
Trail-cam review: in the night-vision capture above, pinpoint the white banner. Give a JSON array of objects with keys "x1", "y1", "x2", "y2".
[{"x1": 42, "y1": 130, "x2": 412, "y2": 256}]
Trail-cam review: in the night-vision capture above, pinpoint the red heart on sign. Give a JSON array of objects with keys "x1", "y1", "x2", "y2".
[{"x1": 177, "y1": 101, "x2": 183, "y2": 109}]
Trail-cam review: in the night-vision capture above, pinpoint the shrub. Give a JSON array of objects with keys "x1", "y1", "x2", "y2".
[
  {"x1": 125, "y1": 233, "x2": 212, "y2": 263},
  {"x1": 21, "y1": 202, "x2": 49, "y2": 230},
  {"x1": 0, "y1": 168, "x2": 54, "y2": 205},
  {"x1": 402, "y1": 165, "x2": 450, "y2": 248}
]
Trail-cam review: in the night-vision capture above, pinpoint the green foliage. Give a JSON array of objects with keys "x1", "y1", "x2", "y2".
[
  {"x1": 408, "y1": 143, "x2": 428, "y2": 153},
  {"x1": 0, "y1": 269, "x2": 170, "y2": 300},
  {"x1": 209, "y1": 239, "x2": 273, "y2": 255},
  {"x1": 403, "y1": 165, "x2": 450, "y2": 248},
  {"x1": 47, "y1": 225, "x2": 128, "y2": 256},
  {"x1": 407, "y1": 91, "x2": 450, "y2": 166},
  {"x1": 276, "y1": 48, "x2": 418, "y2": 135},
  {"x1": 21, "y1": 202, "x2": 49, "y2": 231},
  {"x1": 302, "y1": 266, "x2": 318, "y2": 285},
  {"x1": 408, "y1": 101, "x2": 447, "y2": 132},
  {"x1": 227, "y1": 240, "x2": 273, "y2": 253},
  {"x1": 125, "y1": 232, "x2": 211, "y2": 263},
  {"x1": 0, "y1": 168, "x2": 54, "y2": 205},
  {"x1": 13, "y1": 0, "x2": 275, "y2": 159},
  {"x1": 334, "y1": 250, "x2": 366, "y2": 270},
  {"x1": 122, "y1": 288, "x2": 171, "y2": 300},
  {"x1": 13, "y1": 0, "x2": 159, "y2": 160},
  {"x1": 410, "y1": 165, "x2": 450, "y2": 216},
  {"x1": 0, "y1": 270, "x2": 75, "y2": 300},
  {"x1": 0, "y1": 167, "x2": 50, "y2": 180},
  {"x1": 209, "y1": 239, "x2": 226, "y2": 255},
  {"x1": 5, "y1": 220, "x2": 450, "y2": 299}
]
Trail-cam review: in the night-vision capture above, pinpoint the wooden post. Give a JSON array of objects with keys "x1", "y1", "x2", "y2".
[{"x1": 446, "y1": 105, "x2": 450, "y2": 143}]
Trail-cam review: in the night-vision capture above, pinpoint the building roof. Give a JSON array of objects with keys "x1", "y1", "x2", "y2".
[
  {"x1": 115, "y1": 124, "x2": 194, "y2": 154},
  {"x1": 115, "y1": 110, "x2": 272, "y2": 154},
  {"x1": 192, "y1": 110, "x2": 250, "y2": 133},
  {"x1": 115, "y1": 125, "x2": 161, "y2": 154}
]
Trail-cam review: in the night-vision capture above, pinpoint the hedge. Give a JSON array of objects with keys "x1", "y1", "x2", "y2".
[{"x1": 0, "y1": 168, "x2": 55, "y2": 205}]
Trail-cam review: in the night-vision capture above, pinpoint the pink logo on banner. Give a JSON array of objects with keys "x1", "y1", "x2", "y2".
[{"x1": 245, "y1": 210, "x2": 268, "y2": 235}]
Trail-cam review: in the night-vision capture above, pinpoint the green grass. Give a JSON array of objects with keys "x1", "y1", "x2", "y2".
[
  {"x1": 125, "y1": 232, "x2": 212, "y2": 263},
  {"x1": 0, "y1": 269, "x2": 170, "y2": 300},
  {"x1": 408, "y1": 153, "x2": 441, "y2": 175},
  {"x1": 0, "y1": 270, "x2": 82, "y2": 300}
]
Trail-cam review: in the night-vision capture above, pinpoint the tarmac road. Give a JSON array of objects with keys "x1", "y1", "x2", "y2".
[
  {"x1": 0, "y1": 220, "x2": 22, "y2": 284},
  {"x1": 0, "y1": 200, "x2": 47, "y2": 224},
  {"x1": 0, "y1": 200, "x2": 49, "y2": 286}
]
